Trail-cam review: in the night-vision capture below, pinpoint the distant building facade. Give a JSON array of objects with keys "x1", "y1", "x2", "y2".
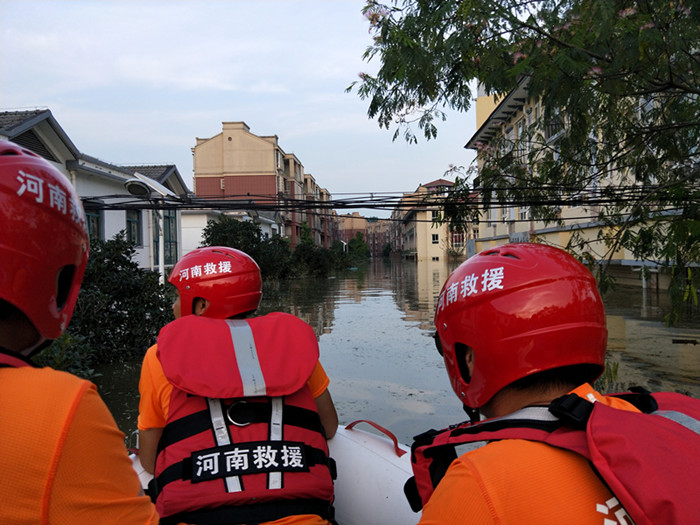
[
  {"x1": 192, "y1": 121, "x2": 336, "y2": 249},
  {"x1": 389, "y1": 179, "x2": 472, "y2": 262}
]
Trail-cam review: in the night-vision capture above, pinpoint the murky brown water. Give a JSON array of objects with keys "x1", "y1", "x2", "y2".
[{"x1": 95, "y1": 258, "x2": 700, "y2": 447}]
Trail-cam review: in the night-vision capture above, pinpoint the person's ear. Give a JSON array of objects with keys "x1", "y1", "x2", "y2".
[
  {"x1": 193, "y1": 298, "x2": 210, "y2": 316},
  {"x1": 465, "y1": 348, "x2": 475, "y2": 377}
]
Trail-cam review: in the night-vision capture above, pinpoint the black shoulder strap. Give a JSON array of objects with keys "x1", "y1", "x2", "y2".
[{"x1": 549, "y1": 387, "x2": 659, "y2": 430}]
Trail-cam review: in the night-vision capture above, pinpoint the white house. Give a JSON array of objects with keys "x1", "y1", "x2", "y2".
[{"x1": 0, "y1": 109, "x2": 190, "y2": 279}]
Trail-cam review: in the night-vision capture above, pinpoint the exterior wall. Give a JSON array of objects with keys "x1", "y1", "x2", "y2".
[
  {"x1": 475, "y1": 84, "x2": 500, "y2": 130},
  {"x1": 196, "y1": 174, "x2": 277, "y2": 198},
  {"x1": 180, "y1": 210, "x2": 222, "y2": 255},
  {"x1": 192, "y1": 122, "x2": 336, "y2": 250},
  {"x1": 194, "y1": 121, "x2": 279, "y2": 201},
  {"x1": 390, "y1": 180, "x2": 464, "y2": 262},
  {"x1": 402, "y1": 209, "x2": 452, "y2": 261},
  {"x1": 337, "y1": 213, "x2": 367, "y2": 245},
  {"x1": 467, "y1": 87, "x2": 650, "y2": 273},
  {"x1": 366, "y1": 219, "x2": 391, "y2": 257}
]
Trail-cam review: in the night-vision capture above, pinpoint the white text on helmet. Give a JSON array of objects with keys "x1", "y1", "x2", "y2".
[
  {"x1": 437, "y1": 267, "x2": 505, "y2": 313},
  {"x1": 178, "y1": 261, "x2": 233, "y2": 281},
  {"x1": 16, "y1": 169, "x2": 86, "y2": 230}
]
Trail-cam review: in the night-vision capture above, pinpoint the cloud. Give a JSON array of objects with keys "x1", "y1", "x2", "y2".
[{"x1": 1, "y1": 0, "x2": 476, "y2": 217}]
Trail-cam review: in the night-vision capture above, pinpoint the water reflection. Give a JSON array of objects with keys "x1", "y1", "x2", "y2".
[{"x1": 95, "y1": 258, "x2": 700, "y2": 446}]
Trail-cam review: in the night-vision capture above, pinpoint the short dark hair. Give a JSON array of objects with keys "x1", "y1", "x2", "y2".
[{"x1": 507, "y1": 364, "x2": 603, "y2": 394}]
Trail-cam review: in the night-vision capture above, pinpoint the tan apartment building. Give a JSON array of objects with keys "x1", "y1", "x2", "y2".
[
  {"x1": 390, "y1": 179, "x2": 469, "y2": 261},
  {"x1": 366, "y1": 218, "x2": 391, "y2": 257},
  {"x1": 304, "y1": 173, "x2": 335, "y2": 248},
  {"x1": 192, "y1": 121, "x2": 334, "y2": 248},
  {"x1": 337, "y1": 212, "x2": 367, "y2": 248},
  {"x1": 465, "y1": 80, "x2": 658, "y2": 283},
  {"x1": 318, "y1": 188, "x2": 336, "y2": 249}
]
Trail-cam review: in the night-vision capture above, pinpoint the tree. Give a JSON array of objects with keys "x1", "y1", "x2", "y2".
[
  {"x1": 350, "y1": 1, "x2": 700, "y2": 304},
  {"x1": 200, "y1": 215, "x2": 293, "y2": 279},
  {"x1": 60, "y1": 233, "x2": 172, "y2": 363},
  {"x1": 201, "y1": 215, "x2": 263, "y2": 256},
  {"x1": 348, "y1": 232, "x2": 371, "y2": 261}
]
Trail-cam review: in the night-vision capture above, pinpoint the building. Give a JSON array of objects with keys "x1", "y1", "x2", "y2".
[
  {"x1": 464, "y1": 79, "x2": 669, "y2": 287},
  {"x1": 0, "y1": 109, "x2": 189, "y2": 279},
  {"x1": 192, "y1": 121, "x2": 335, "y2": 249},
  {"x1": 337, "y1": 212, "x2": 367, "y2": 247},
  {"x1": 389, "y1": 179, "x2": 469, "y2": 261},
  {"x1": 366, "y1": 218, "x2": 391, "y2": 257}
]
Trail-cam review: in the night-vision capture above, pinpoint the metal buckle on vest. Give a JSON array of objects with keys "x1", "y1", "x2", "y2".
[{"x1": 226, "y1": 400, "x2": 252, "y2": 427}]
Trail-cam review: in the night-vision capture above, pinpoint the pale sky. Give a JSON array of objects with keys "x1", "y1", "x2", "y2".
[{"x1": 0, "y1": 0, "x2": 476, "y2": 218}]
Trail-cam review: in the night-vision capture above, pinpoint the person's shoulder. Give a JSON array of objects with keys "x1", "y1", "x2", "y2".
[
  {"x1": 461, "y1": 438, "x2": 565, "y2": 468},
  {"x1": 13, "y1": 365, "x2": 91, "y2": 390},
  {"x1": 253, "y1": 312, "x2": 313, "y2": 329}
]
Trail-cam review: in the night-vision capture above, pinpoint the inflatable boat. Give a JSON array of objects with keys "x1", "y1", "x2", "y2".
[{"x1": 130, "y1": 420, "x2": 419, "y2": 525}]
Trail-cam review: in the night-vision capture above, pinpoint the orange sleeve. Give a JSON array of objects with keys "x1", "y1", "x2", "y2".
[
  {"x1": 50, "y1": 381, "x2": 159, "y2": 524},
  {"x1": 307, "y1": 361, "x2": 330, "y2": 399},
  {"x1": 138, "y1": 344, "x2": 172, "y2": 430},
  {"x1": 419, "y1": 439, "x2": 615, "y2": 525},
  {"x1": 418, "y1": 455, "x2": 499, "y2": 524}
]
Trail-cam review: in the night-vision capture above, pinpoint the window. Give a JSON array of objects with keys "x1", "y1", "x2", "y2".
[
  {"x1": 153, "y1": 209, "x2": 178, "y2": 266},
  {"x1": 431, "y1": 234, "x2": 439, "y2": 244},
  {"x1": 163, "y1": 209, "x2": 177, "y2": 265},
  {"x1": 516, "y1": 118, "x2": 527, "y2": 159},
  {"x1": 452, "y1": 232, "x2": 465, "y2": 248},
  {"x1": 519, "y1": 206, "x2": 530, "y2": 221},
  {"x1": 431, "y1": 210, "x2": 440, "y2": 222},
  {"x1": 544, "y1": 107, "x2": 564, "y2": 141},
  {"x1": 126, "y1": 210, "x2": 142, "y2": 246},
  {"x1": 501, "y1": 126, "x2": 514, "y2": 157},
  {"x1": 85, "y1": 208, "x2": 103, "y2": 240}
]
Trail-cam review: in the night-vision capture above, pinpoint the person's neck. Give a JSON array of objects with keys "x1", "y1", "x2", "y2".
[
  {"x1": 481, "y1": 385, "x2": 574, "y2": 419},
  {"x1": 0, "y1": 318, "x2": 45, "y2": 356}
]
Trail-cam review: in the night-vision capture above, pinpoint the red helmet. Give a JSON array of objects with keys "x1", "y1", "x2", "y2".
[
  {"x1": 169, "y1": 246, "x2": 262, "y2": 319},
  {"x1": 0, "y1": 140, "x2": 89, "y2": 340},
  {"x1": 434, "y1": 243, "x2": 606, "y2": 409}
]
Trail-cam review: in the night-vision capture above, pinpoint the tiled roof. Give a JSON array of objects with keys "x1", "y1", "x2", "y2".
[
  {"x1": 0, "y1": 109, "x2": 48, "y2": 132},
  {"x1": 121, "y1": 164, "x2": 173, "y2": 182}
]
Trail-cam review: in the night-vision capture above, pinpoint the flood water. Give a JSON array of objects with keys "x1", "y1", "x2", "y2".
[{"x1": 95, "y1": 258, "x2": 700, "y2": 447}]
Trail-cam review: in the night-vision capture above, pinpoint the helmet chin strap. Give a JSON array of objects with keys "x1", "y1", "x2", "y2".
[
  {"x1": 27, "y1": 338, "x2": 52, "y2": 359},
  {"x1": 462, "y1": 404, "x2": 482, "y2": 424}
]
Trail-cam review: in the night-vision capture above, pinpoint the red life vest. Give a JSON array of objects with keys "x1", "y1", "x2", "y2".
[
  {"x1": 405, "y1": 389, "x2": 700, "y2": 525},
  {"x1": 152, "y1": 313, "x2": 334, "y2": 525},
  {"x1": 0, "y1": 349, "x2": 34, "y2": 368}
]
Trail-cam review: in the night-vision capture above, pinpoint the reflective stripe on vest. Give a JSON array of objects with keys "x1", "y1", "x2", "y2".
[
  {"x1": 207, "y1": 398, "x2": 242, "y2": 493},
  {"x1": 656, "y1": 410, "x2": 700, "y2": 435},
  {"x1": 226, "y1": 319, "x2": 266, "y2": 397}
]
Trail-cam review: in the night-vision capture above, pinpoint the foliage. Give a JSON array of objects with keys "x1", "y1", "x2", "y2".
[
  {"x1": 593, "y1": 359, "x2": 628, "y2": 394},
  {"x1": 200, "y1": 215, "x2": 370, "y2": 278},
  {"x1": 255, "y1": 235, "x2": 293, "y2": 280},
  {"x1": 348, "y1": 232, "x2": 371, "y2": 261},
  {"x1": 291, "y1": 242, "x2": 333, "y2": 277},
  {"x1": 351, "y1": 0, "x2": 700, "y2": 319},
  {"x1": 200, "y1": 215, "x2": 293, "y2": 279},
  {"x1": 35, "y1": 333, "x2": 100, "y2": 380},
  {"x1": 201, "y1": 215, "x2": 263, "y2": 256},
  {"x1": 65, "y1": 233, "x2": 172, "y2": 363}
]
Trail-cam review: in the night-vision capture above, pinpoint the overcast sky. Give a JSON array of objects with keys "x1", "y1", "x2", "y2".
[{"x1": 0, "y1": 0, "x2": 476, "y2": 217}]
